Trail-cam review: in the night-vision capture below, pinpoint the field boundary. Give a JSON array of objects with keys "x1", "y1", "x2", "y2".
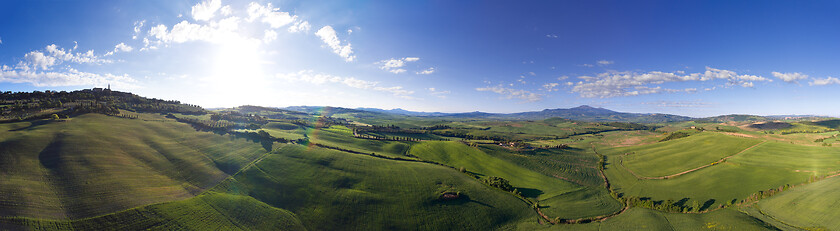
[{"x1": 622, "y1": 140, "x2": 766, "y2": 180}]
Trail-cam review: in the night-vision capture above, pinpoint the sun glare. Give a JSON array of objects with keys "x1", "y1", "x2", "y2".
[{"x1": 205, "y1": 38, "x2": 269, "y2": 106}]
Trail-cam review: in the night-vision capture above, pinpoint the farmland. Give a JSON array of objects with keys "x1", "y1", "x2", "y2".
[{"x1": 2, "y1": 89, "x2": 840, "y2": 230}]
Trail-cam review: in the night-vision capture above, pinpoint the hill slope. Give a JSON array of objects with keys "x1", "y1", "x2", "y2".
[{"x1": 0, "y1": 114, "x2": 267, "y2": 219}]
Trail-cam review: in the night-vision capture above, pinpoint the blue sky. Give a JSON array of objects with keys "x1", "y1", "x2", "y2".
[{"x1": 2, "y1": 0, "x2": 840, "y2": 117}]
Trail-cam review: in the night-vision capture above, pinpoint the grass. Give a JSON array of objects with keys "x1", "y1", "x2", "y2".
[
  {"x1": 613, "y1": 132, "x2": 762, "y2": 177},
  {"x1": 408, "y1": 141, "x2": 621, "y2": 219},
  {"x1": 754, "y1": 175, "x2": 840, "y2": 230},
  {"x1": 0, "y1": 192, "x2": 306, "y2": 230},
  {"x1": 516, "y1": 207, "x2": 777, "y2": 230},
  {"x1": 605, "y1": 139, "x2": 840, "y2": 210},
  {"x1": 0, "y1": 113, "x2": 267, "y2": 219},
  {"x1": 212, "y1": 144, "x2": 536, "y2": 230},
  {"x1": 308, "y1": 125, "x2": 415, "y2": 158}
]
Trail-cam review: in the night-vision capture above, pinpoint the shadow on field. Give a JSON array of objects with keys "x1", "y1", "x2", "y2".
[
  {"x1": 700, "y1": 199, "x2": 716, "y2": 211},
  {"x1": 434, "y1": 194, "x2": 494, "y2": 208},
  {"x1": 9, "y1": 120, "x2": 54, "y2": 131},
  {"x1": 516, "y1": 187, "x2": 544, "y2": 198},
  {"x1": 38, "y1": 134, "x2": 66, "y2": 170}
]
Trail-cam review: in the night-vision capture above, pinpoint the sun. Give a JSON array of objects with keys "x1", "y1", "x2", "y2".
[{"x1": 204, "y1": 37, "x2": 269, "y2": 106}]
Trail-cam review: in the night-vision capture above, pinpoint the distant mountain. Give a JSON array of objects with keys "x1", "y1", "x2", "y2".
[
  {"x1": 500, "y1": 105, "x2": 693, "y2": 123},
  {"x1": 228, "y1": 105, "x2": 306, "y2": 115},
  {"x1": 355, "y1": 108, "x2": 451, "y2": 116},
  {"x1": 766, "y1": 115, "x2": 833, "y2": 120},
  {"x1": 353, "y1": 105, "x2": 693, "y2": 123},
  {"x1": 697, "y1": 114, "x2": 768, "y2": 123},
  {"x1": 282, "y1": 106, "x2": 399, "y2": 118}
]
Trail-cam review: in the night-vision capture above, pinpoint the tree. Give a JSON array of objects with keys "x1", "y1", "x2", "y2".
[{"x1": 485, "y1": 176, "x2": 514, "y2": 192}]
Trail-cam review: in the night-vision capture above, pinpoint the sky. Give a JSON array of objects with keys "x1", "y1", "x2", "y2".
[{"x1": 1, "y1": 0, "x2": 840, "y2": 117}]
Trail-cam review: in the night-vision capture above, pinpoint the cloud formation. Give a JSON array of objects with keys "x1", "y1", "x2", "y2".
[
  {"x1": 597, "y1": 60, "x2": 614, "y2": 65},
  {"x1": 809, "y1": 77, "x2": 840, "y2": 86},
  {"x1": 416, "y1": 67, "x2": 435, "y2": 75},
  {"x1": 1, "y1": 65, "x2": 136, "y2": 88},
  {"x1": 191, "y1": 0, "x2": 222, "y2": 21},
  {"x1": 427, "y1": 88, "x2": 450, "y2": 99},
  {"x1": 105, "y1": 42, "x2": 134, "y2": 56},
  {"x1": 316, "y1": 26, "x2": 356, "y2": 62},
  {"x1": 476, "y1": 85, "x2": 542, "y2": 102},
  {"x1": 772, "y1": 72, "x2": 808, "y2": 83},
  {"x1": 277, "y1": 70, "x2": 414, "y2": 98},
  {"x1": 570, "y1": 67, "x2": 769, "y2": 98},
  {"x1": 247, "y1": 2, "x2": 308, "y2": 31},
  {"x1": 377, "y1": 57, "x2": 420, "y2": 74}
]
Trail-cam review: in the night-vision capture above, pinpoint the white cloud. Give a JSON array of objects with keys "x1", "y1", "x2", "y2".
[
  {"x1": 642, "y1": 100, "x2": 714, "y2": 108},
  {"x1": 542, "y1": 82, "x2": 560, "y2": 92},
  {"x1": 427, "y1": 88, "x2": 450, "y2": 99},
  {"x1": 571, "y1": 67, "x2": 770, "y2": 98},
  {"x1": 220, "y1": 5, "x2": 233, "y2": 16},
  {"x1": 247, "y1": 2, "x2": 303, "y2": 29},
  {"x1": 476, "y1": 85, "x2": 542, "y2": 102},
  {"x1": 263, "y1": 29, "x2": 278, "y2": 43},
  {"x1": 146, "y1": 17, "x2": 253, "y2": 46},
  {"x1": 316, "y1": 26, "x2": 355, "y2": 62},
  {"x1": 16, "y1": 44, "x2": 112, "y2": 71},
  {"x1": 132, "y1": 20, "x2": 145, "y2": 40},
  {"x1": 809, "y1": 77, "x2": 840, "y2": 86},
  {"x1": 416, "y1": 67, "x2": 435, "y2": 75},
  {"x1": 581, "y1": 64, "x2": 594, "y2": 67},
  {"x1": 191, "y1": 0, "x2": 222, "y2": 21},
  {"x1": 288, "y1": 21, "x2": 311, "y2": 33},
  {"x1": 377, "y1": 57, "x2": 419, "y2": 74},
  {"x1": 105, "y1": 42, "x2": 134, "y2": 56},
  {"x1": 277, "y1": 70, "x2": 414, "y2": 98},
  {"x1": 0, "y1": 68, "x2": 137, "y2": 88},
  {"x1": 546, "y1": 34, "x2": 558, "y2": 38},
  {"x1": 0, "y1": 36, "x2": 3, "y2": 44},
  {"x1": 597, "y1": 60, "x2": 614, "y2": 65},
  {"x1": 772, "y1": 71, "x2": 808, "y2": 83},
  {"x1": 23, "y1": 51, "x2": 56, "y2": 71}
]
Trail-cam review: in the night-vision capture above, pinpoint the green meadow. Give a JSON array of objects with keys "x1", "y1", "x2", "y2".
[
  {"x1": 0, "y1": 114, "x2": 266, "y2": 219},
  {"x1": 3, "y1": 100, "x2": 840, "y2": 230}
]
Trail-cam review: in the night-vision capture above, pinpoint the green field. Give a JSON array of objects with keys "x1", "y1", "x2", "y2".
[
  {"x1": 213, "y1": 144, "x2": 536, "y2": 230},
  {"x1": 605, "y1": 139, "x2": 840, "y2": 210},
  {"x1": 0, "y1": 114, "x2": 267, "y2": 220},
  {"x1": 753, "y1": 172, "x2": 840, "y2": 230},
  {"x1": 613, "y1": 132, "x2": 762, "y2": 177},
  {"x1": 409, "y1": 141, "x2": 621, "y2": 219},
  {"x1": 0, "y1": 192, "x2": 306, "y2": 230},
  {"x1": 308, "y1": 125, "x2": 415, "y2": 158},
  {"x1": 7, "y1": 105, "x2": 840, "y2": 230}
]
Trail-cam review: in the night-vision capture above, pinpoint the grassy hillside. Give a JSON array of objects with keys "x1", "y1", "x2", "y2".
[
  {"x1": 0, "y1": 192, "x2": 306, "y2": 230},
  {"x1": 408, "y1": 141, "x2": 622, "y2": 220},
  {"x1": 615, "y1": 132, "x2": 762, "y2": 177},
  {"x1": 605, "y1": 139, "x2": 840, "y2": 210},
  {"x1": 0, "y1": 114, "x2": 267, "y2": 219},
  {"x1": 308, "y1": 125, "x2": 415, "y2": 158},
  {"x1": 212, "y1": 144, "x2": 536, "y2": 230},
  {"x1": 756, "y1": 175, "x2": 840, "y2": 230}
]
